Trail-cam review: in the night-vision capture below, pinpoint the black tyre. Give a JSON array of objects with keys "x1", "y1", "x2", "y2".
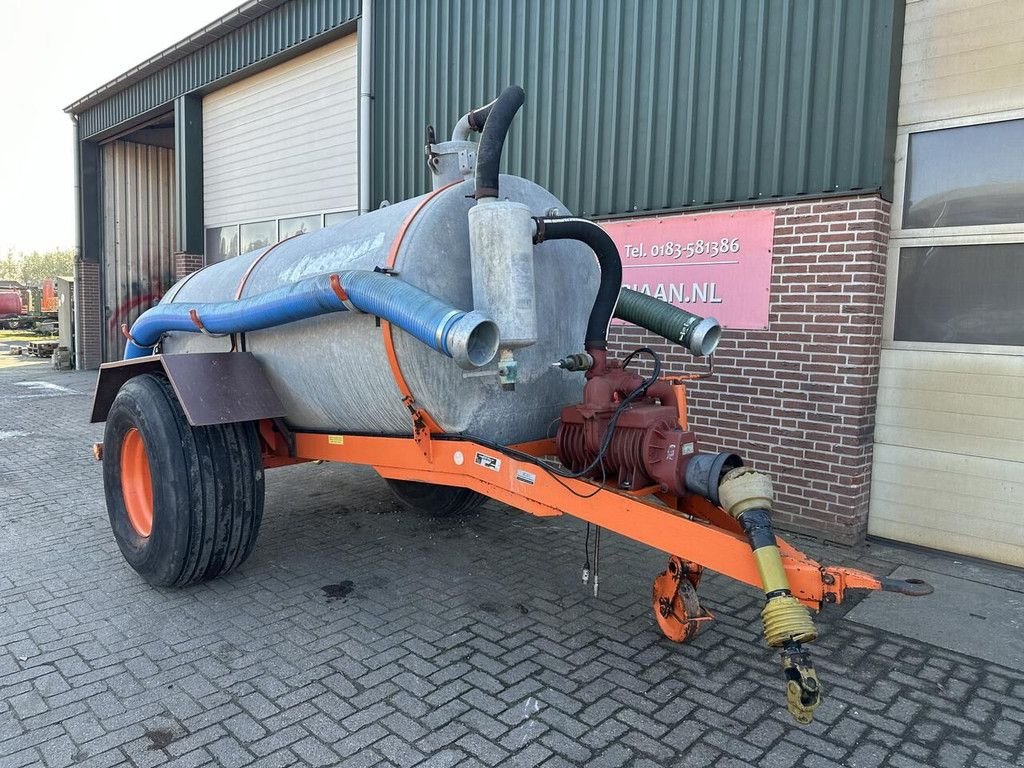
[
  {"x1": 386, "y1": 479, "x2": 487, "y2": 516},
  {"x1": 102, "y1": 373, "x2": 264, "y2": 587}
]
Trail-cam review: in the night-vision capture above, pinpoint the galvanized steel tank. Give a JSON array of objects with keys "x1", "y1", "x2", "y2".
[{"x1": 161, "y1": 175, "x2": 599, "y2": 444}]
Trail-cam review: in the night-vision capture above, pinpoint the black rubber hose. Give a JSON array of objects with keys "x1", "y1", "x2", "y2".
[
  {"x1": 534, "y1": 217, "x2": 622, "y2": 350},
  {"x1": 614, "y1": 287, "x2": 722, "y2": 356},
  {"x1": 474, "y1": 85, "x2": 526, "y2": 199},
  {"x1": 466, "y1": 100, "x2": 495, "y2": 132}
]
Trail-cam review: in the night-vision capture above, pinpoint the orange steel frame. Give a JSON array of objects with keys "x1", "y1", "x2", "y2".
[
  {"x1": 258, "y1": 423, "x2": 885, "y2": 611},
  {"x1": 251, "y1": 178, "x2": 887, "y2": 609}
]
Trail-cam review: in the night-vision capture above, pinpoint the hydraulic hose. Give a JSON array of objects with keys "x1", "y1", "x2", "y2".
[
  {"x1": 123, "y1": 271, "x2": 499, "y2": 370},
  {"x1": 474, "y1": 85, "x2": 525, "y2": 199},
  {"x1": 614, "y1": 287, "x2": 722, "y2": 357},
  {"x1": 533, "y1": 217, "x2": 622, "y2": 352}
]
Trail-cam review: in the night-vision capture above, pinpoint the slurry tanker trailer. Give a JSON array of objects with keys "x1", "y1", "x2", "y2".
[{"x1": 91, "y1": 87, "x2": 930, "y2": 724}]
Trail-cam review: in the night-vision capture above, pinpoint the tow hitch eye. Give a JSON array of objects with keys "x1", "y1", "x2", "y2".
[{"x1": 880, "y1": 577, "x2": 934, "y2": 596}]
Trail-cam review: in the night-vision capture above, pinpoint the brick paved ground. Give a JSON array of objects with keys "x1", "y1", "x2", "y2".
[{"x1": 1, "y1": 358, "x2": 1023, "y2": 767}]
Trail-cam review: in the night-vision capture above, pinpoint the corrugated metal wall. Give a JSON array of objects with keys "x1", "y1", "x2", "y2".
[
  {"x1": 76, "y1": 0, "x2": 360, "y2": 139},
  {"x1": 372, "y1": 0, "x2": 901, "y2": 217},
  {"x1": 101, "y1": 141, "x2": 176, "y2": 361}
]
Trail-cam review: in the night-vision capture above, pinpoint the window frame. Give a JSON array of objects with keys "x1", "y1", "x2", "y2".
[
  {"x1": 885, "y1": 108, "x2": 1024, "y2": 355},
  {"x1": 883, "y1": 232, "x2": 1024, "y2": 355},
  {"x1": 891, "y1": 108, "x2": 1024, "y2": 238},
  {"x1": 204, "y1": 207, "x2": 359, "y2": 261}
]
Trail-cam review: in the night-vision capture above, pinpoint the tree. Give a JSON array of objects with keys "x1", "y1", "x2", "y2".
[{"x1": 0, "y1": 249, "x2": 75, "y2": 285}]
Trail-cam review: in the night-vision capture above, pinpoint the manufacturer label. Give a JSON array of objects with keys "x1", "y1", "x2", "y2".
[
  {"x1": 475, "y1": 452, "x2": 501, "y2": 471},
  {"x1": 328, "y1": 435, "x2": 345, "y2": 445},
  {"x1": 682, "y1": 442, "x2": 695, "y2": 455},
  {"x1": 515, "y1": 469, "x2": 536, "y2": 485}
]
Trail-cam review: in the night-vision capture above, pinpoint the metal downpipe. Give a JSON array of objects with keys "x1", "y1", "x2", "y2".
[{"x1": 358, "y1": 0, "x2": 373, "y2": 215}]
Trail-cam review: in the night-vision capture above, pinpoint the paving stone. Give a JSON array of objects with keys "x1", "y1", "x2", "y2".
[{"x1": 0, "y1": 362, "x2": 1022, "y2": 768}]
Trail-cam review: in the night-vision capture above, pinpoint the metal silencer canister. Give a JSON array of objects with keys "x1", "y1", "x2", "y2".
[{"x1": 468, "y1": 200, "x2": 538, "y2": 350}]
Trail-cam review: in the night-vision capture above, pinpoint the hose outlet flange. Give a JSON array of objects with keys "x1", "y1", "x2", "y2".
[{"x1": 447, "y1": 311, "x2": 500, "y2": 370}]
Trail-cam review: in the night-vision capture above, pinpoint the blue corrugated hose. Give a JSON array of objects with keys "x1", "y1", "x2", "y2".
[{"x1": 124, "y1": 271, "x2": 471, "y2": 361}]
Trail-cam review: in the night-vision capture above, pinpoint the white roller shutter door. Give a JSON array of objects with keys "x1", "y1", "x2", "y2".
[
  {"x1": 202, "y1": 34, "x2": 358, "y2": 228},
  {"x1": 868, "y1": 0, "x2": 1024, "y2": 567}
]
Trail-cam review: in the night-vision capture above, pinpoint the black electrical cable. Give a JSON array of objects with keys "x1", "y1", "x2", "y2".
[
  {"x1": 442, "y1": 347, "x2": 663, "y2": 495},
  {"x1": 557, "y1": 347, "x2": 663, "y2": 479},
  {"x1": 461, "y1": 346, "x2": 663, "y2": 487},
  {"x1": 621, "y1": 347, "x2": 661, "y2": 395},
  {"x1": 584, "y1": 522, "x2": 592, "y2": 576}
]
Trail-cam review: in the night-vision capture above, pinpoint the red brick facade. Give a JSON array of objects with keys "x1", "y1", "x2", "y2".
[
  {"x1": 73, "y1": 260, "x2": 103, "y2": 371},
  {"x1": 608, "y1": 194, "x2": 890, "y2": 545},
  {"x1": 174, "y1": 252, "x2": 205, "y2": 282}
]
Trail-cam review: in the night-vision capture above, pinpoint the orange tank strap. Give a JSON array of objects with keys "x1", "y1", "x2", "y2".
[{"x1": 381, "y1": 181, "x2": 460, "y2": 434}]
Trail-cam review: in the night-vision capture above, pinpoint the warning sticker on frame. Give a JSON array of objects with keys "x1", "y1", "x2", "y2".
[
  {"x1": 475, "y1": 452, "x2": 501, "y2": 471},
  {"x1": 515, "y1": 469, "x2": 536, "y2": 485}
]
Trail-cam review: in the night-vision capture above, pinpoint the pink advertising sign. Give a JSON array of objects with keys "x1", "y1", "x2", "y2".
[{"x1": 602, "y1": 209, "x2": 775, "y2": 329}]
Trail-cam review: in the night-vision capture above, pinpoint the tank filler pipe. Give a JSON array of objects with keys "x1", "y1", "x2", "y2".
[
  {"x1": 474, "y1": 85, "x2": 526, "y2": 200},
  {"x1": 122, "y1": 271, "x2": 499, "y2": 370},
  {"x1": 532, "y1": 217, "x2": 623, "y2": 372},
  {"x1": 451, "y1": 96, "x2": 497, "y2": 142}
]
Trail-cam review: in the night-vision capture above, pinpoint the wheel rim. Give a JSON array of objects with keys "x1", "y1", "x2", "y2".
[{"x1": 121, "y1": 427, "x2": 154, "y2": 537}]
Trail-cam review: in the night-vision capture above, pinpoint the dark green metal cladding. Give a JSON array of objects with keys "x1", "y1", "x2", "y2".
[
  {"x1": 371, "y1": 0, "x2": 902, "y2": 217},
  {"x1": 174, "y1": 95, "x2": 204, "y2": 255},
  {"x1": 78, "y1": 140, "x2": 102, "y2": 263},
  {"x1": 75, "y1": 0, "x2": 360, "y2": 139}
]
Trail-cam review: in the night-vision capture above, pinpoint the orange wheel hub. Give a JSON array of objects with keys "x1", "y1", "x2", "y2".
[
  {"x1": 121, "y1": 427, "x2": 154, "y2": 537},
  {"x1": 652, "y1": 556, "x2": 713, "y2": 643}
]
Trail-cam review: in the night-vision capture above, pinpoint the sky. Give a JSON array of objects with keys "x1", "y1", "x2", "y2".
[{"x1": 0, "y1": 0, "x2": 240, "y2": 255}]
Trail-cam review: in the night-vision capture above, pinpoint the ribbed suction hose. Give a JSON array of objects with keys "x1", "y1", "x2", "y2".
[
  {"x1": 123, "y1": 270, "x2": 500, "y2": 371},
  {"x1": 614, "y1": 288, "x2": 721, "y2": 357}
]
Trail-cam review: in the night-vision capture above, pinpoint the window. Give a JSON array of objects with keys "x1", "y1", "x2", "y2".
[
  {"x1": 205, "y1": 210, "x2": 359, "y2": 261},
  {"x1": 325, "y1": 210, "x2": 357, "y2": 227},
  {"x1": 279, "y1": 215, "x2": 322, "y2": 240},
  {"x1": 240, "y1": 221, "x2": 277, "y2": 253},
  {"x1": 894, "y1": 243, "x2": 1024, "y2": 346},
  {"x1": 903, "y1": 118, "x2": 1024, "y2": 229},
  {"x1": 205, "y1": 226, "x2": 238, "y2": 263}
]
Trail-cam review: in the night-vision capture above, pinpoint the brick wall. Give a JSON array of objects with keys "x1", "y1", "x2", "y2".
[
  {"x1": 608, "y1": 194, "x2": 891, "y2": 545},
  {"x1": 174, "y1": 252, "x2": 205, "y2": 282},
  {"x1": 73, "y1": 260, "x2": 103, "y2": 370}
]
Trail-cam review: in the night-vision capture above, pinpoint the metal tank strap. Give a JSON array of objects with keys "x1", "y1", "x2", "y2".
[
  {"x1": 230, "y1": 233, "x2": 306, "y2": 351},
  {"x1": 234, "y1": 233, "x2": 305, "y2": 300},
  {"x1": 382, "y1": 180, "x2": 461, "y2": 436}
]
